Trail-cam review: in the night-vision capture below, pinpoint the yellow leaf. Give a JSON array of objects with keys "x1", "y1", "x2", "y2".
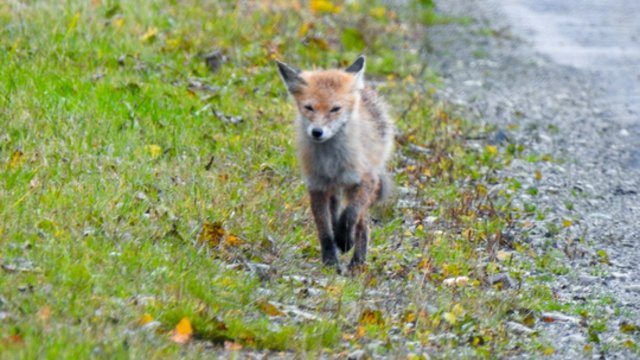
[
  {"x1": 145, "y1": 144, "x2": 162, "y2": 158},
  {"x1": 443, "y1": 312, "x2": 456, "y2": 325},
  {"x1": 165, "y1": 37, "x2": 181, "y2": 50},
  {"x1": 562, "y1": 219, "x2": 572, "y2": 227},
  {"x1": 8, "y1": 150, "x2": 25, "y2": 169},
  {"x1": 257, "y1": 301, "x2": 285, "y2": 317},
  {"x1": 170, "y1": 317, "x2": 193, "y2": 344},
  {"x1": 67, "y1": 12, "x2": 81, "y2": 34},
  {"x1": 534, "y1": 170, "x2": 542, "y2": 181},
  {"x1": 139, "y1": 313, "x2": 153, "y2": 325},
  {"x1": 369, "y1": 6, "x2": 386, "y2": 19},
  {"x1": 355, "y1": 325, "x2": 366, "y2": 339},
  {"x1": 485, "y1": 145, "x2": 498, "y2": 155},
  {"x1": 298, "y1": 22, "x2": 313, "y2": 37},
  {"x1": 140, "y1": 27, "x2": 159, "y2": 42},
  {"x1": 111, "y1": 17, "x2": 124, "y2": 29},
  {"x1": 225, "y1": 235, "x2": 244, "y2": 247},
  {"x1": 542, "y1": 346, "x2": 554, "y2": 356},
  {"x1": 310, "y1": 0, "x2": 341, "y2": 13},
  {"x1": 417, "y1": 258, "x2": 431, "y2": 272},
  {"x1": 451, "y1": 303, "x2": 465, "y2": 317}
]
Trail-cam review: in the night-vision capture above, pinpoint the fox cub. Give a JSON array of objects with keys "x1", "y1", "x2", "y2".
[{"x1": 276, "y1": 56, "x2": 394, "y2": 271}]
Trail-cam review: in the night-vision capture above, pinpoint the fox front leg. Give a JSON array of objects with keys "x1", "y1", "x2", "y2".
[
  {"x1": 309, "y1": 190, "x2": 340, "y2": 269},
  {"x1": 336, "y1": 178, "x2": 375, "y2": 260}
]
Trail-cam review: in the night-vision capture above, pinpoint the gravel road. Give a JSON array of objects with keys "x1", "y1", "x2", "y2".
[{"x1": 427, "y1": 1, "x2": 640, "y2": 358}]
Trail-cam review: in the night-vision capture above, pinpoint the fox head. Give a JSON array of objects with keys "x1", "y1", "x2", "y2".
[{"x1": 276, "y1": 56, "x2": 365, "y2": 143}]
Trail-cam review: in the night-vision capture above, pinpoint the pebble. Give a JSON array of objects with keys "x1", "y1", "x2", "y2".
[
  {"x1": 540, "y1": 312, "x2": 580, "y2": 324},
  {"x1": 624, "y1": 284, "x2": 640, "y2": 293},
  {"x1": 347, "y1": 349, "x2": 367, "y2": 360},
  {"x1": 487, "y1": 273, "x2": 516, "y2": 289},
  {"x1": 506, "y1": 321, "x2": 535, "y2": 335},
  {"x1": 578, "y1": 274, "x2": 599, "y2": 285}
]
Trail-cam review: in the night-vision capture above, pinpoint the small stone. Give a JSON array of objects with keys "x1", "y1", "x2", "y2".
[
  {"x1": 624, "y1": 284, "x2": 640, "y2": 293},
  {"x1": 566, "y1": 334, "x2": 586, "y2": 343},
  {"x1": 540, "y1": 312, "x2": 580, "y2": 324},
  {"x1": 578, "y1": 274, "x2": 599, "y2": 285},
  {"x1": 347, "y1": 349, "x2": 367, "y2": 360},
  {"x1": 610, "y1": 272, "x2": 630, "y2": 281},
  {"x1": 489, "y1": 129, "x2": 511, "y2": 145},
  {"x1": 488, "y1": 273, "x2": 516, "y2": 289},
  {"x1": 203, "y1": 49, "x2": 224, "y2": 73},
  {"x1": 506, "y1": 321, "x2": 535, "y2": 335}
]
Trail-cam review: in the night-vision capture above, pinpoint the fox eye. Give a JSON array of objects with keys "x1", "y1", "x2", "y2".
[
  {"x1": 330, "y1": 106, "x2": 341, "y2": 113},
  {"x1": 304, "y1": 105, "x2": 314, "y2": 112}
]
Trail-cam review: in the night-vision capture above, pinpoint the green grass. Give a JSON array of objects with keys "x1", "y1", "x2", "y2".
[{"x1": 1, "y1": 0, "x2": 636, "y2": 358}]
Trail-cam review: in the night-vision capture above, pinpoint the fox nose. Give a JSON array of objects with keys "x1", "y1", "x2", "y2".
[{"x1": 311, "y1": 128, "x2": 323, "y2": 139}]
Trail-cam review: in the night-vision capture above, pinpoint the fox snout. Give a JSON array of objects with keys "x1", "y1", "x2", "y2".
[{"x1": 307, "y1": 125, "x2": 332, "y2": 142}]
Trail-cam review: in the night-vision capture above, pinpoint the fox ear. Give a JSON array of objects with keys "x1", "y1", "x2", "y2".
[
  {"x1": 276, "y1": 60, "x2": 306, "y2": 95},
  {"x1": 345, "y1": 55, "x2": 365, "y2": 91}
]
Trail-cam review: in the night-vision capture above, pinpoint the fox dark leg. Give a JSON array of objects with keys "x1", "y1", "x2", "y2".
[
  {"x1": 330, "y1": 193, "x2": 341, "y2": 238},
  {"x1": 336, "y1": 176, "x2": 376, "y2": 258},
  {"x1": 349, "y1": 217, "x2": 369, "y2": 269},
  {"x1": 309, "y1": 190, "x2": 339, "y2": 268}
]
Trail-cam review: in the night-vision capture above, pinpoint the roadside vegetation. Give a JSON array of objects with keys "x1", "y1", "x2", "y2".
[{"x1": 1, "y1": 0, "x2": 636, "y2": 358}]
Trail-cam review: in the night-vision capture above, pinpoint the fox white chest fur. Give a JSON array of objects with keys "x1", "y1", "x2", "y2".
[{"x1": 297, "y1": 116, "x2": 364, "y2": 191}]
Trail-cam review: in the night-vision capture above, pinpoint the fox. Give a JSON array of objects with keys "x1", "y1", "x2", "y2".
[{"x1": 276, "y1": 56, "x2": 394, "y2": 272}]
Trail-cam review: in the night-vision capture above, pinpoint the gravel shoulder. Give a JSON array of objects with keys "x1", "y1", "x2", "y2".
[{"x1": 426, "y1": 1, "x2": 640, "y2": 358}]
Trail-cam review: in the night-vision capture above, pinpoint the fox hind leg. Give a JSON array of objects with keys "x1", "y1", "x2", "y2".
[{"x1": 349, "y1": 216, "x2": 369, "y2": 270}]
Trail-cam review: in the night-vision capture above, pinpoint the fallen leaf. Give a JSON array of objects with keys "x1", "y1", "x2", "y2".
[
  {"x1": 198, "y1": 222, "x2": 225, "y2": 247},
  {"x1": 369, "y1": 6, "x2": 386, "y2": 19},
  {"x1": 496, "y1": 250, "x2": 512, "y2": 262},
  {"x1": 170, "y1": 317, "x2": 193, "y2": 344},
  {"x1": 8, "y1": 150, "x2": 25, "y2": 169},
  {"x1": 443, "y1": 312, "x2": 457, "y2": 325},
  {"x1": 139, "y1": 313, "x2": 154, "y2": 326},
  {"x1": 258, "y1": 301, "x2": 285, "y2": 317},
  {"x1": 224, "y1": 341, "x2": 243, "y2": 351},
  {"x1": 140, "y1": 27, "x2": 159, "y2": 42},
  {"x1": 298, "y1": 21, "x2": 313, "y2": 37},
  {"x1": 562, "y1": 219, "x2": 572, "y2": 228},
  {"x1": 359, "y1": 308, "x2": 385, "y2": 326},
  {"x1": 144, "y1": 144, "x2": 162, "y2": 158},
  {"x1": 37, "y1": 306, "x2": 51, "y2": 323},
  {"x1": 534, "y1": 170, "x2": 542, "y2": 181},
  {"x1": 310, "y1": 0, "x2": 341, "y2": 13},
  {"x1": 620, "y1": 321, "x2": 640, "y2": 334},
  {"x1": 1, "y1": 334, "x2": 23, "y2": 346},
  {"x1": 225, "y1": 235, "x2": 244, "y2": 247},
  {"x1": 542, "y1": 346, "x2": 554, "y2": 356},
  {"x1": 485, "y1": 145, "x2": 498, "y2": 155}
]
